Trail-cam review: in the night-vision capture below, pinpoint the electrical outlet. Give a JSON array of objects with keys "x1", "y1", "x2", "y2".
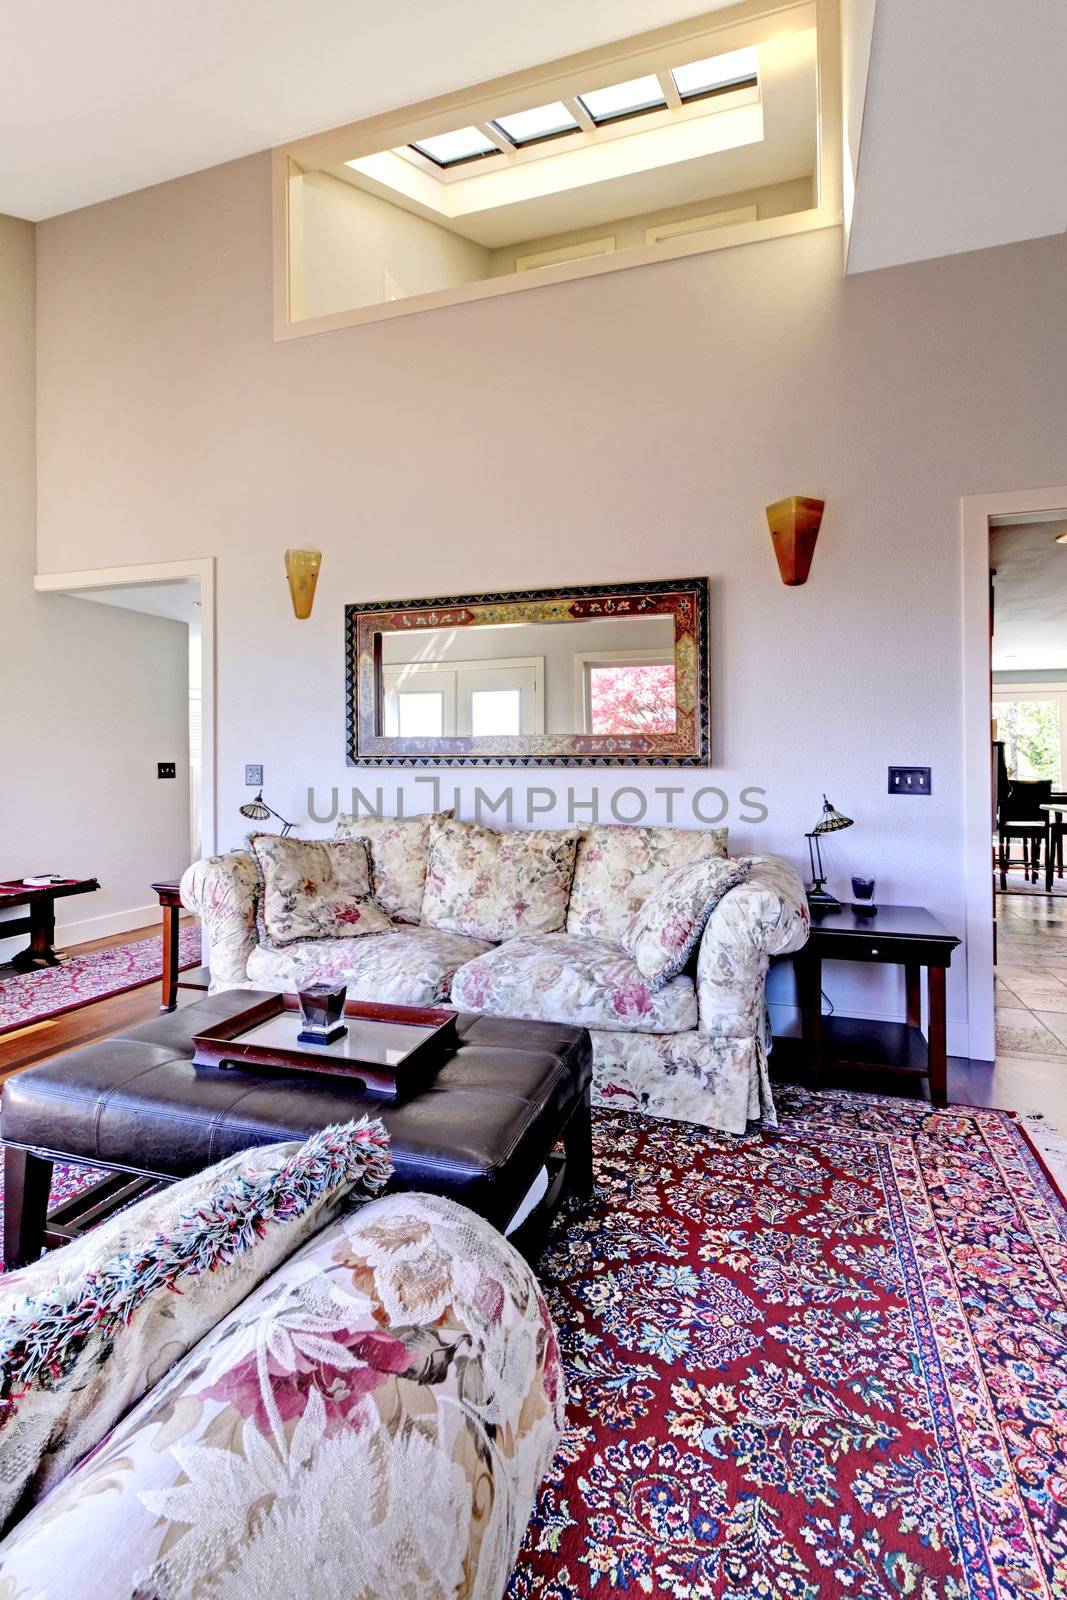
[
  {"x1": 245, "y1": 764, "x2": 263, "y2": 786},
  {"x1": 157, "y1": 762, "x2": 176, "y2": 780},
  {"x1": 888, "y1": 766, "x2": 931, "y2": 795}
]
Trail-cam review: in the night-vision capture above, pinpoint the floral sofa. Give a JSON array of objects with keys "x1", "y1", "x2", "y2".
[
  {"x1": 181, "y1": 814, "x2": 809, "y2": 1135},
  {"x1": 0, "y1": 1151, "x2": 562, "y2": 1600}
]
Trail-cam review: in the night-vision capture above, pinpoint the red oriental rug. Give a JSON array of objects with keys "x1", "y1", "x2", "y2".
[
  {"x1": 510, "y1": 1088, "x2": 1066, "y2": 1599},
  {"x1": 0, "y1": 926, "x2": 201, "y2": 1037}
]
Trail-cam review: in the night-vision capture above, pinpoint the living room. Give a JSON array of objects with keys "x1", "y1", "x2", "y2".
[{"x1": 0, "y1": 2, "x2": 1064, "y2": 1595}]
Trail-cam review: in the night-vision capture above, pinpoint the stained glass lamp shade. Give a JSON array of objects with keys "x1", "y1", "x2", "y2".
[
  {"x1": 806, "y1": 795, "x2": 854, "y2": 910},
  {"x1": 239, "y1": 793, "x2": 295, "y2": 837}
]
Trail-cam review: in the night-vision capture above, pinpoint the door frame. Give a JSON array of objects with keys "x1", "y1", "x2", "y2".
[
  {"x1": 962, "y1": 486, "x2": 1067, "y2": 1061},
  {"x1": 33, "y1": 557, "x2": 217, "y2": 858}
]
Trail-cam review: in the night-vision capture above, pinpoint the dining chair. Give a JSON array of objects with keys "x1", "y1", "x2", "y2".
[{"x1": 998, "y1": 778, "x2": 1053, "y2": 889}]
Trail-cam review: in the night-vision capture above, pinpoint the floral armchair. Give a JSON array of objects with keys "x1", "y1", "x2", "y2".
[{"x1": 0, "y1": 1191, "x2": 563, "y2": 1599}]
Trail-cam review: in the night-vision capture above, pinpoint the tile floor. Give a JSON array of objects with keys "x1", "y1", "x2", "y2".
[{"x1": 995, "y1": 892, "x2": 1067, "y2": 1058}]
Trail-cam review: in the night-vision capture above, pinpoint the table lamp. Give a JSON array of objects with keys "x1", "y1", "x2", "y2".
[
  {"x1": 806, "y1": 795, "x2": 854, "y2": 911},
  {"x1": 239, "y1": 792, "x2": 295, "y2": 837}
]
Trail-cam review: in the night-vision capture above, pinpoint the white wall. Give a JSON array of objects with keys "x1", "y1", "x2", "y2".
[
  {"x1": 298, "y1": 172, "x2": 491, "y2": 320},
  {"x1": 0, "y1": 211, "x2": 192, "y2": 957},
  {"x1": 31, "y1": 153, "x2": 1067, "y2": 1054},
  {"x1": 489, "y1": 176, "x2": 814, "y2": 275}
]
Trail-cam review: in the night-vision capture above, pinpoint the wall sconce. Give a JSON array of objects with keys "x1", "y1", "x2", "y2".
[
  {"x1": 765, "y1": 496, "x2": 825, "y2": 586},
  {"x1": 285, "y1": 549, "x2": 322, "y2": 619}
]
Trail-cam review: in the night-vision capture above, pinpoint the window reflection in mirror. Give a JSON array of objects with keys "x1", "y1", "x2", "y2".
[{"x1": 379, "y1": 615, "x2": 677, "y2": 740}]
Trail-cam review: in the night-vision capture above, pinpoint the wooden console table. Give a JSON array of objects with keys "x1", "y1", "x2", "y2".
[
  {"x1": 151, "y1": 881, "x2": 210, "y2": 1013},
  {"x1": 796, "y1": 904, "x2": 960, "y2": 1107},
  {"x1": 0, "y1": 879, "x2": 100, "y2": 971}
]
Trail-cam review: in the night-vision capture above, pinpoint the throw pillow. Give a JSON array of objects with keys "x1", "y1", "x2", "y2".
[
  {"x1": 333, "y1": 808, "x2": 453, "y2": 924},
  {"x1": 566, "y1": 822, "x2": 730, "y2": 940},
  {"x1": 620, "y1": 855, "x2": 752, "y2": 989},
  {"x1": 0, "y1": 1118, "x2": 392, "y2": 1534},
  {"x1": 421, "y1": 817, "x2": 579, "y2": 942},
  {"x1": 248, "y1": 833, "x2": 392, "y2": 947}
]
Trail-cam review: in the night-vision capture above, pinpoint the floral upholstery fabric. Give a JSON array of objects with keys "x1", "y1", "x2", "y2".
[
  {"x1": 249, "y1": 833, "x2": 392, "y2": 948},
  {"x1": 0, "y1": 1121, "x2": 391, "y2": 1536},
  {"x1": 248, "y1": 923, "x2": 493, "y2": 1005},
  {"x1": 566, "y1": 822, "x2": 729, "y2": 940},
  {"x1": 422, "y1": 817, "x2": 578, "y2": 942},
  {"x1": 0, "y1": 1193, "x2": 564, "y2": 1600},
  {"x1": 180, "y1": 852, "x2": 258, "y2": 989},
  {"x1": 620, "y1": 856, "x2": 752, "y2": 989},
  {"x1": 697, "y1": 853, "x2": 809, "y2": 1040},
  {"x1": 451, "y1": 932, "x2": 697, "y2": 1034},
  {"x1": 589, "y1": 1027, "x2": 776, "y2": 1134},
  {"x1": 333, "y1": 808, "x2": 451, "y2": 924}
]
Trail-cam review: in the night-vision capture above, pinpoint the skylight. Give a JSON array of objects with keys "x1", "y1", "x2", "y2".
[
  {"x1": 492, "y1": 101, "x2": 579, "y2": 148},
  {"x1": 577, "y1": 74, "x2": 668, "y2": 126},
  {"x1": 671, "y1": 45, "x2": 759, "y2": 103},
  {"x1": 409, "y1": 127, "x2": 498, "y2": 168}
]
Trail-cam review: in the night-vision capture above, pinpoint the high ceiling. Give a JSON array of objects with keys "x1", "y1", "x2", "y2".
[
  {"x1": 1, "y1": 0, "x2": 1064, "y2": 275},
  {"x1": 0, "y1": 0, "x2": 731, "y2": 221},
  {"x1": 991, "y1": 520, "x2": 1067, "y2": 673}
]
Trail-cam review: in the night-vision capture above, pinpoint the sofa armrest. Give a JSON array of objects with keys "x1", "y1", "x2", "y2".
[
  {"x1": 696, "y1": 854, "x2": 809, "y2": 1038},
  {"x1": 179, "y1": 853, "x2": 258, "y2": 991}
]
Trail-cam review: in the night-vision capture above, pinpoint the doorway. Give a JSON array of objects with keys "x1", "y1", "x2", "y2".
[
  {"x1": 33, "y1": 558, "x2": 216, "y2": 862},
  {"x1": 962, "y1": 490, "x2": 1067, "y2": 1066}
]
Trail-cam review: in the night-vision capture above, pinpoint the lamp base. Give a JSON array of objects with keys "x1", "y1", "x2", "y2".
[{"x1": 806, "y1": 887, "x2": 842, "y2": 913}]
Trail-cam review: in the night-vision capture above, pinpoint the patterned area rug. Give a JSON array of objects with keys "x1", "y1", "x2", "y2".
[
  {"x1": 511, "y1": 1089, "x2": 1066, "y2": 1599},
  {"x1": 0, "y1": 925, "x2": 201, "y2": 1037}
]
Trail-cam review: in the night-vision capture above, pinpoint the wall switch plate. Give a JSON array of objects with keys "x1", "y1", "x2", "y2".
[
  {"x1": 888, "y1": 766, "x2": 931, "y2": 795},
  {"x1": 157, "y1": 762, "x2": 176, "y2": 780},
  {"x1": 245, "y1": 764, "x2": 263, "y2": 787}
]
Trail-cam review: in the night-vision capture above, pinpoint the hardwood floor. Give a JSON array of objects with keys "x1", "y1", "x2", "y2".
[{"x1": 0, "y1": 920, "x2": 196, "y2": 1079}]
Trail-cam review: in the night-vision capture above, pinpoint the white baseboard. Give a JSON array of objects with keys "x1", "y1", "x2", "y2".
[
  {"x1": 768, "y1": 1003, "x2": 976, "y2": 1065},
  {"x1": 0, "y1": 902, "x2": 163, "y2": 963}
]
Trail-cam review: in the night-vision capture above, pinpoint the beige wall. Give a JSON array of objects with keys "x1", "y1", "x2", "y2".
[
  {"x1": 298, "y1": 172, "x2": 491, "y2": 320},
  {"x1": 0, "y1": 212, "x2": 192, "y2": 955},
  {"x1": 32, "y1": 151, "x2": 1067, "y2": 1051},
  {"x1": 489, "y1": 175, "x2": 814, "y2": 275}
]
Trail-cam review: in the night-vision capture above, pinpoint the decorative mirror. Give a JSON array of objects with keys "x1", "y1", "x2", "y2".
[{"x1": 345, "y1": 577, "x2": 709, "y2": 766}]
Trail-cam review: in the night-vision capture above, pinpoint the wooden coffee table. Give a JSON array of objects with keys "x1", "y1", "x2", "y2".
[{"x1": 0, "y1": 879, "x2": 100, "y2": 971}]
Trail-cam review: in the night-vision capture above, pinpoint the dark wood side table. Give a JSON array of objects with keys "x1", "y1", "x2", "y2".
[
  {"x1": 796, "y1": 904, "x2": 960, "y2": 1107},
  {"x1": 0, "y1": 879, "x2": 100, "y2": 971},
  {"x1": 151, "y1": 881, "x2": 210, "y2": 1013}
]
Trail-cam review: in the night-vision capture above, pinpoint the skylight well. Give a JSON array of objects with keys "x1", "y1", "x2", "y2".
[
  {"x1": 281, "y1": 7, "x2": 827, "y2": 334},
  {"x1": 400, "y1": 45, "x2": 762, "y2": 175}
]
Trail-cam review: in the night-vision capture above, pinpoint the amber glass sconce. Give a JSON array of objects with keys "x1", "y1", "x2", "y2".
[
  {"x1": 765, "y1": 497, "x2": 825, "y2": 586},
  {"x1": 285, "y1": 549, "x2": 322, "y2": 619}
]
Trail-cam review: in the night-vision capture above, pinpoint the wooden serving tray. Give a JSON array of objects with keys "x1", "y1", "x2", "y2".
[{"x1": 191, "y1": 994, "x2": 458, "y2": 1099}]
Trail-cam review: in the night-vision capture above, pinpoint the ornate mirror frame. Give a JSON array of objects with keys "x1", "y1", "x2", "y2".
[{"x1": 345, "y1": 576, "x2": 710, "y2": 767}]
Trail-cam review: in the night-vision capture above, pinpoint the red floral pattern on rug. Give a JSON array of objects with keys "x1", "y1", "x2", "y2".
[
  {"x1": 510, "y1": 1089, "x2": 1067, "y2": 1599},
  {"x1": 0, "y1": 926, "x2": 201, "y2": 1036}
]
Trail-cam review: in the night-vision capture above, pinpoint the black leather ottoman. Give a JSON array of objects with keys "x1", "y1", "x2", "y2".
[{"x1": 1, "y1": 990, "x2": 593, "y2": 1268}]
